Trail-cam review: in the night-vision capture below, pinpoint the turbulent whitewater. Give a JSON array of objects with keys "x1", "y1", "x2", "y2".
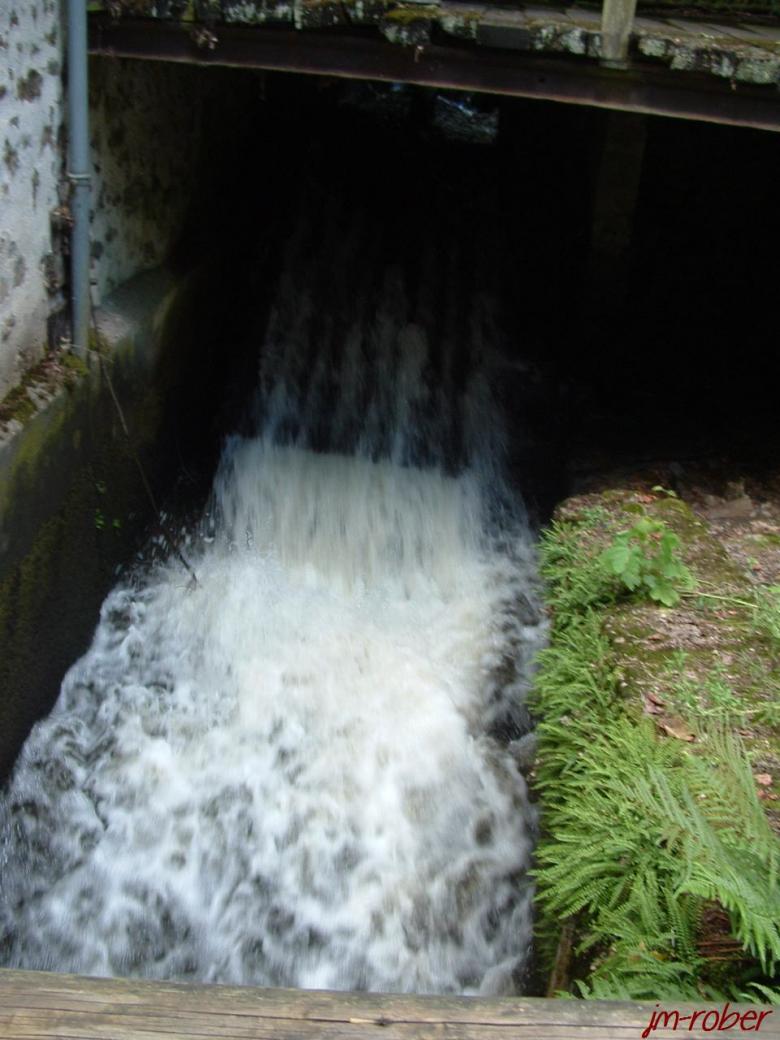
[{"x1": 0, "y1": 230, "x2": 544, "y2": 993}]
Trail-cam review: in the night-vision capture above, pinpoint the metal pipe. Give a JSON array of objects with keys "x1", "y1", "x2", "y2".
[{"x1": 67, "y1": 0, "x2": 91, "y2": 358}]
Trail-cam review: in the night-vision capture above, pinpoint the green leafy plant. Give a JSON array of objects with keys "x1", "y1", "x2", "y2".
[
  {"x1": 669, "y1": 663, "x2": 747, "y2": 727},
  {"x1": 601, "y1": 517, "x2": 694, "y2": 607},
  {"x1": 750, "y1": 698, "x2": 780, "y2": 728},
  {"x1": 539, "y1": 510, "x2": 618, "y2": 626},
  {"x1": 94, "y1": 510, "x2": 122, "y2": 533},
  {"x1": 753, "y1": 585, "x2": 780, "y2": 647},
  {"x1": 532, "y1": 511, "x2": 780, "y2": 1003}
]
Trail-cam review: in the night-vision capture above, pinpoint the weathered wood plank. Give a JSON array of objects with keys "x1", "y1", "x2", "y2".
[
  {"x1": 600, "y1": 0, "x2": 638, "y2": 66},
  {"x1": 0, "y1": 970, "x2": 777, "y2": 1040}
]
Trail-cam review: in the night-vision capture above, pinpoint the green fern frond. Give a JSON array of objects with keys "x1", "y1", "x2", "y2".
[{"x1": 532, "y1": 509, "x2": 780, "y2": 1002}]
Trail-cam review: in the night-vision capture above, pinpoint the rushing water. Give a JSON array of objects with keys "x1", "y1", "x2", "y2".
[{"x1": 0, "y1": 209, "x2": 544, "y2": 994}]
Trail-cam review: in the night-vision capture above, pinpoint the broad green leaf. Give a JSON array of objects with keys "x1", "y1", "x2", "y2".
[
  {"x1": 622, "y1": 553, "x2": 642, "y2": 590},
  {"x1": 603, "y1": 544, "x2": 632, "y2": 574}
]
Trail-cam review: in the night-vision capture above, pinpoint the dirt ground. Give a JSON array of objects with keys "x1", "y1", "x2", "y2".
[{"x1": 562, "y1": 456, "x2": 780, "y2": 835}]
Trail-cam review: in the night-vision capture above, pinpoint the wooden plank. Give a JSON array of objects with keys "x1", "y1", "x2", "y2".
[
  {"x1": 0, "y1": 970, "x2": 777, "y2": 1040},
  {"x1": 88, "y1": 19, "x2": 780, "y2": 134},
  {"x1": 600, "y1": 0, "x2": 638, "y2": 66}
]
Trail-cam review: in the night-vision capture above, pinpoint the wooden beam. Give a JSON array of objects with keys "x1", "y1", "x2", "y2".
[
  {"x1": 600, "y1": 0, "x2": 638, "y2": 68},
  {"x1": 1, "y1": 969, "x2": 778, "y2": 1039},
  {"x1": 87, "y1": 18, "x2": 780, "y2": 133}
]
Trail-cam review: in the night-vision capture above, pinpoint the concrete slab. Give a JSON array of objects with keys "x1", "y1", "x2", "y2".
[
  {"x1": 441, "y1": 1, "x2": 489, "y2": 16},
  {"x1": 740, "y1": 22, "x2": 780, "y2": 42},
  {"x1": 566, "y1": 6, "x2": 601, "y2": 26},
  {"x1": 523, "y1": 4, "x2": 572, "y2": 21},
  {"x1": 632, "y1": 14, "x2": 673, "y2": 30},
  {"x1": 480, "y1": 7, "x2": 533, "y2": 25}
]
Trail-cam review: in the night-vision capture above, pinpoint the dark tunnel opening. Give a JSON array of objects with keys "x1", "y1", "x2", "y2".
[{"x1": 163, "y1": 67, "x2": 780, "y2": 523}]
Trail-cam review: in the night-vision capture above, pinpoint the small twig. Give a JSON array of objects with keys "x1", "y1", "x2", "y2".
[{"x1": 682, "y1": 591, "x2": 754, "y2": 610}]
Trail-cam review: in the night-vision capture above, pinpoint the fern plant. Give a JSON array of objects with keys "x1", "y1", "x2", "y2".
[
  {"x1": 532, "y1": 510, "x2": 780, "y2": 1004},
  {"x1": 539, "y1": 515, "x2": 618, "y2": 626},
  {"x1": 753, "y1": 584, "x2": 780, "y2": 648}
]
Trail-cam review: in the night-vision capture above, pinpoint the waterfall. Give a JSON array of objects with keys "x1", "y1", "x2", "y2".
[{"x1": 0, "y1": 203, "x2": 544, "y2": 995}]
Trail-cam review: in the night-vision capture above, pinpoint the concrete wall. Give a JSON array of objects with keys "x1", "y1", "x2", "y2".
[
  {"x1": 0, "y1": 262, "x2": 245, "y2": 782},
  {"x1": 0, "y1": 42, "x2": 240, "y2": 777},
  {"x1": 89, "y1": 57, "x2": 214, "y2": 305},
  {"x1": 0, "y1": 270, "x2": 175, "y2": 782},
  {"x1": 0, "y1": 0, "x2": 65, "y2": 398},
  {"x1": 1, "y1": 22, "x2": 214, "y2": 400}
]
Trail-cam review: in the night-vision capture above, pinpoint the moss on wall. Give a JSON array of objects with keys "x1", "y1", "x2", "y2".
[{"x1": 0, "y1": 266, "x2": 231, "y2": 784}]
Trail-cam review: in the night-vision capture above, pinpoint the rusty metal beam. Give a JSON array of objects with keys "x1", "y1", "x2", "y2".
[{"x1": 88, "y1": 17, "x2": 780, "y2": 133}]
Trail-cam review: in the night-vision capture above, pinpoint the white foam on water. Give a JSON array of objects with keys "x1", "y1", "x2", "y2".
[{"x1": 0, "y1": 247, "x2": 544, "y2": 995}]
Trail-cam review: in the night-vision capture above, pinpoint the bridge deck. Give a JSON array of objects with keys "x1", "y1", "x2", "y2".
[
  {"x1": 0, "y1": 969, "x2": 777, "y2": 1040},
  {"x1": 89, "y1": 7, "x2": 780, "y2": 133}
]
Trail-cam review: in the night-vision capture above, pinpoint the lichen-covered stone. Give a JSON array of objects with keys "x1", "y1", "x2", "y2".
[{"x1": 86, "y1": 0, "x2": 780, "y2": 87}]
